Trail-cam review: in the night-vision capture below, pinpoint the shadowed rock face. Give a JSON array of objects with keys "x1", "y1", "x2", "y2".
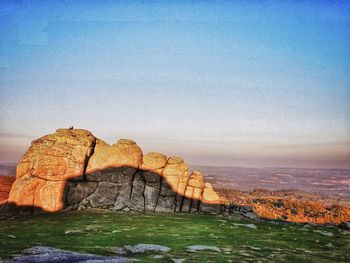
[
  {"x1": 5, "y1": 129, "x2": 224, "y2": 215},
  {"x1": 2, "y1": 128, "x2": 350, "y2": 226}
]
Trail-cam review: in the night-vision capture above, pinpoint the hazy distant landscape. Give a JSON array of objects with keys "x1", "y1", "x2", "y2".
[
  {"x1": 192, "y1": 165, "x2": 350, "y2": 199},
  {"x1": 0, "y1": 164, "x2": 16, "y2": 176}
]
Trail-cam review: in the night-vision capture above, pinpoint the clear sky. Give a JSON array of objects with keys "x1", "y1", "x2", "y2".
[{"x1": 0, "y1": 1, "x2": 349, "y2": 168}]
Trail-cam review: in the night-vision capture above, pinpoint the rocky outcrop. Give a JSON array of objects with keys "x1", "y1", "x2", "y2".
[
  {"x1": 3, "y1": 129, "x2": 225, "y2": 215},
  {"x1": 1, "y1": 128, "x2": 350, "y2": 226},
  {"x1": 7, "y1": 129, "x2": 96, "y2": 212}
]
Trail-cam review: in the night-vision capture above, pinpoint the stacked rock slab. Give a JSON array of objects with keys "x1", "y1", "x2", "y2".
[{"x1": 5, "y1": 129, "x2": 225, "y2": 214}]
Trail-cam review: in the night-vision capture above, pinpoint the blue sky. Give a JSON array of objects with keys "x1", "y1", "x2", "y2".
[{"x1": 0, "y1": 1, "x2": 349, "y2": 167}]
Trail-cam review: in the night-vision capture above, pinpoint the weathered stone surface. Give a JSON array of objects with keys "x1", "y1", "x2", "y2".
[
  {"x1": 143, "y1": 170, "x2": 161, "y2": 212},
  {"x1": 86, "y1": 167, "x2": 137, "y2": 183},
  {"x1": 3, "y1": 128, "x2": 350, "y2": 226},
  {"x1": 7, "y1": 129, "x2": 96, "y2": 212},
  {"x1": 66, "y1": 181, "x2": 98, "y2": 206},
  {"x1": 199, "y1": 203, "x2": 223, "y2": 214},
  {"x1": 124, "y1": 244, "x2": 171, "y2": 253},
  {"x1": 6, "y1": 129, "x2": 224, "y2": 215},
  {"x1": 86, "y1": 138, "x2": 142, "y2": 174},
  {"x1": 87, "y1": 182, "x2": 119, "y2": 208},
  {"x1": 156, "y1": 195, "x2": 176, "y2": 212},
  {"x1": 33, "y1": 180, "x2": 67, "y2": 212},
  {"x1": 201, "y1": 182, "x2": 222, "y2": 204},
  {"x1": 187, "y1": 245, "x2": 221, "y2": 253},
  {"x1": 9, "y1": 246, "x2": 129, "y2": 262},
  {"x1": 129, "y1": 172, "x2": 146, "y2": 211},
  {"x1": 181, "y1": 198, "x2": 192, "y2": 213},
  {"x1": 17, "y1": 129, "x2": 95, "y2": 181},
  {"x1": 140, "y1": 152, "x2": 167, "y2": 171},
  {"x1": 0, "y1": 176, "x2": 15, "y2": 204},
  {"x1": 8, "y1": 174, "x2": 42, "y2": 207},
  {"x1": 144, "y1": 185, "x2": 160, "y2": 211}
]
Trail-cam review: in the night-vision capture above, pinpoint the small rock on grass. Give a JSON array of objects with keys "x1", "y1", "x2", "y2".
[
  {"x1": 109, "y1": 244, "x2": 171, "y2": 254},
  {"x1": 125, "y1": 244, "x2": 171, "y2": 253},
  {"x1": 313, "y1": 230, "x2": 334, "y2": 237},
  {"x1": 108, "y1": 247, "x2": 127, "y2": 254},
  {"x1": 187, "y1": 245, "x2": 221, "y2": 253},
  {"x1": 233, "y1": 223, "x2": 258, "y2": 230},
  {"x1": 64, "y1": 229, "x2": 83, "y2": 234}
]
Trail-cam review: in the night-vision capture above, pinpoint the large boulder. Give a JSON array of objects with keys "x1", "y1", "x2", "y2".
[
  {"x1": 8, "y1": 129, "x2": 96, "y2": 212},
  {"x1": 4, "y1": 128, "x2": 224, "y2": 215},
  {"x1": 16, "y1": 129, "x2": 95, "y2": 181},
  {"x1": 3, "y1": 128, "x2": 350, "y2": 226}
]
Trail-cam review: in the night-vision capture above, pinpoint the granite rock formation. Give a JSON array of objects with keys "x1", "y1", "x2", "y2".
[
  {"x1": 4, "y1": 129, "x2": 224, "y2": 215},
  {"x1": 1, "y1": 128, "x2": 350, "y2": 226}
]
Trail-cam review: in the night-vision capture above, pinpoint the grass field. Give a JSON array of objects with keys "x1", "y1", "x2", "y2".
[{"x1": 1, "y1": 211, "x2": 349, "y2": 262}]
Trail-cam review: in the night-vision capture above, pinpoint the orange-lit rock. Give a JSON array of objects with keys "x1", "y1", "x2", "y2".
[
  {"x1": 184, "y1": 186, "x2": 194, "y2": 199},
  {"x1": 7, "y1": 128, "x2": 349, "y2": 226},
  {"x1": 140, "y1": 152, "x2": 167, "y2": 172},
  {"x1": 188, "y1": 171, "x2": 204, "y2": 188},
  {"x1": 162, "y1": 156, "x2": 189, "y2": 195},
  {"x1": 16, "y1": 129, "x2": 95, "y2": 181},
  {"x1": 188, "y1": 171, "x2": 204, "y2": 200},
  {"x1": 0, "y1": 176, "x2": 15, "y2": 204},
  {"x1": 5, "y1": 129, "x2": 225, "y2": 215},
  {"x1": 8, "y1": 129, "x2": 96, "y2": 211},
  {"x1": 8, "y1": 174, "x2": 41, "y2": 207},
  {"x1": 86, "y1": 138, "x2": 143, "y2": 173},
  {"x1": 33, "y1": 180, "x2": 66, "y2": 212},
  {"x1": 201, "y1": 182, "x2": 222, "y2": 204}
]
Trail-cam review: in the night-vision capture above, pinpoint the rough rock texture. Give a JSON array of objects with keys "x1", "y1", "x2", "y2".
[
  {"x1": 7, "y1": 129, "x2": 95, "y2": 212},
  {"x1": 0, "y1": 176, "x2": 15, "y2": 204},
  {"x1": 3, "y1": 129, "x2": 224, "y2": 216},
  {"x1": 2, "y1": 128, "x2": 350, "y2": 226},
  {"x1": 9, "y1": 246, "x2": 129, "y2": 262}
]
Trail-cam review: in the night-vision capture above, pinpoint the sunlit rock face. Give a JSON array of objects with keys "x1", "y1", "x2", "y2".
[
  {"x1": 8, "y1": 129, "x2": 95, "y2": 212},
  {"x1": 6, "y1": 129, "x2": 224, "y2": 214},
  {"x1": 4, "y1": 128, "x2": 349, "y2": 226},
  {"x1": 0, "y1": 176, "x2": 15, "y2": 204}
]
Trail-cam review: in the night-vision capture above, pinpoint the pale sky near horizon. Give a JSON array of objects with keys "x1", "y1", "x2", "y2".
[{"x1": 0, "y1": 1, "x2": 350, "y2": 168}]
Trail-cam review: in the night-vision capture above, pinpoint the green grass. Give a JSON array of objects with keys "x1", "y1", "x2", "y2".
[{"x1": 0, "y1": 210, "x2": 349, "y2": 262}]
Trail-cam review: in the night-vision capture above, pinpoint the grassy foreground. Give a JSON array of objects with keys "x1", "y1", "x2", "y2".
[{"x1": 0, "y1": 211, "x2": 349, "y2": 262}]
